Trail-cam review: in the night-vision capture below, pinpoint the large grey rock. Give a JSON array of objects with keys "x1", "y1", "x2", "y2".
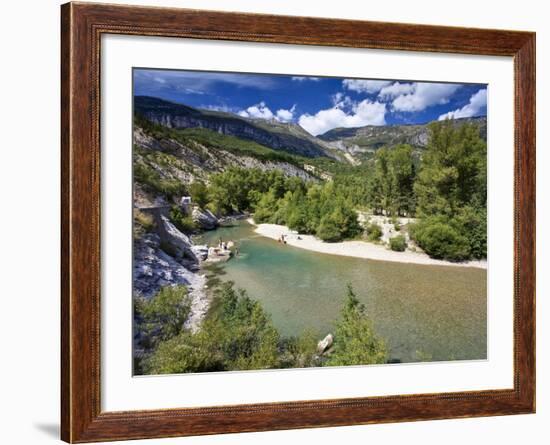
[
  {"x1": 155, "y1": 214, "x2": 198, "y2": 263},
  {"x1": 192, "y1": 207, "x2": 219, "y2": 230},
  {"x1": 133, "y1": 234, "x2": 200, "y2": 298}
]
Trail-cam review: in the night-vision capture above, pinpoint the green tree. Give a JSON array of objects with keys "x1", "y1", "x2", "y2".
[
  {"x1": 366, "y1": 145, "x2": 416, "y2": 216},
  {"x1": 326, "y1": 285, "x2": 388, "y2": 366},
  {"x1": 317, "y1": 213, "x2": 342, "y2": 242},
  {"x1": 253, "y1": 189, "x2": 280, "y2": 223},
  {"x1": 189, "y1": 181, "x2": 209, "y2": 208},
  {"x1": 388, "y1": 144, "x2": 416, "y2": 216},
  {"x1": 134, "y1": 285, "x2": 192, "y2": 350},
  {"x1": 169, "y1": 205, "x2": 197, "y2": 233},
  {"x1": 143, "y1": 283, "x2": 280, "y2": 374},
  {"x1": 415, "y1": 121, "x2": 486, "y2": 218}
]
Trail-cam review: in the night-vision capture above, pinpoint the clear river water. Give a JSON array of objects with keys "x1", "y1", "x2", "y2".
[{"x1": 195, "y1": 220, "x2": 487, "y2": 363}]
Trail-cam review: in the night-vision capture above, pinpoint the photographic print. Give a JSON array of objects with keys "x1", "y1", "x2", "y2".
[{"x1": 132, "y1": 68, "x2": 488, "y2": 375}]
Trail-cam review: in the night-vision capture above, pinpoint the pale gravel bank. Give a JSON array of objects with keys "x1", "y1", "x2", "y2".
[{"x1": 248, "y1": 219, "x2": 487, "y2": 270}]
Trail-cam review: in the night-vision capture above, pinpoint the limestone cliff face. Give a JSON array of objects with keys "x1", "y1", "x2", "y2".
[{"x1": 135, "y1": 96, "x2": 331, "y2": 158}]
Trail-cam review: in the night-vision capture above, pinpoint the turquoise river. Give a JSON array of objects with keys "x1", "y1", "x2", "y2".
[{"x1": 195, "y1": 220, "x2": 487, "y2": 363}]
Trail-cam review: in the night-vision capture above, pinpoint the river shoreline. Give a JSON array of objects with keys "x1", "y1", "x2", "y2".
[{"x1": 248, "y1": 219, "x2": 487, "y2": 269}]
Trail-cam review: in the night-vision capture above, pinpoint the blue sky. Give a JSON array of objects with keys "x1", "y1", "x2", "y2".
[{"x1": 134, "y1": 68, "x2": 487, "y2": 136}]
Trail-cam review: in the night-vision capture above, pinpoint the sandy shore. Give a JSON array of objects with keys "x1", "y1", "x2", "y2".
[{"x1": 248, "y1": 219, "x2": 487, "y2": 270}]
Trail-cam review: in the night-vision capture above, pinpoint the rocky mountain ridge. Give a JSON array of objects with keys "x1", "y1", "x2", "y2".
[
  {"x1": 135, "y1": 96, "x2": 333, "y2": 158},
  {"x1": 318, "y1": 116, "x2": 487, "y2": 160}
]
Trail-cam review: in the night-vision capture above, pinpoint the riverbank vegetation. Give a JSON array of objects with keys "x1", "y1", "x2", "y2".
[{"x1": 135, "y1": 282, "x2": 387, "y2": 375}]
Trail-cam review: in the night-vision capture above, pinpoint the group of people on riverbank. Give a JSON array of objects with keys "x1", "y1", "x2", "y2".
[{"x1": 217, "y1": 237, "x2": 239, "y2": 257}]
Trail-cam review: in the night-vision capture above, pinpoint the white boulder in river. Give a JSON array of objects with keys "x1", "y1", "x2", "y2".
[{"x1": 317, "y1": 333, "x2": 334, "y2": 354}]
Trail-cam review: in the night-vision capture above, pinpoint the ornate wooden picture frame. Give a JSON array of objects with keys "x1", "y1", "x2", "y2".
[{"x1": 61, "y1": 2, "x2": 535, "y2": 442}]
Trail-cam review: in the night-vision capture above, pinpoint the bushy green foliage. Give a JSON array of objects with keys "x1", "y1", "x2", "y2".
[
  {"x1": 169, "y1": 205, "x2": 197, "y2": 234},
  {"x1": 365, "y1": 223, "x2": 383, "y2": 242},
  {"x1": 410, "y1": 217, "x2": 470, "y2": 261},
  {"x1": 189, "y1": 181, "x2": 209, "y2": 208},
  {"x1": 389, "y1": 235, "x2": 407, "y2": 252},
  {"x1": 252, "y1": 190, "x2": 280, "y2": 223},
  {"x1": 316, "y1": 204, "x2": 361, "y2": 242},
  {"x1": 454, "y1": 206, "x2": 487, "y2": 259},
  {"x1": 133, "y1": 209, "x2": 155, "y2": 239},
  {"x1": 142, "y1": 283, "x2": 280, "y2": 374},
  {"x1": 316, "y1": 214, "x2": 342, "y2": 242},
  {"x1": 207, "y1": 167, "x2": 291, "y2": 215},
  {"x1": 205, "y1": 167, "x2": 360, "y2": 242},
  {"x1": 134, "y1": 159, "x2": 185, "y2": 199},
  {"x1": 326, "y1": 285, "x2": 388, "y2": 366},
  {"x1": 415, "y1": 121, "x2": 486, "y2": 217},
  {"x1": 137, "y1": 283, "x2": 390, "y2": 374},
  {"x1": 279, "y1": 330, "x2": 319, "y2": 369},
  {"x1": 177, "y1": 128, "x2": 302, "y2": 166},
  {"x1": 410, "y1": 205, "x2": 486, "y2": 261},
  {"x1": 134, "y1": 286, "x2": 191, "y2": 350}
]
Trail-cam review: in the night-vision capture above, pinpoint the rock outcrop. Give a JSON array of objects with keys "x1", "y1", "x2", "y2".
[
  {"x1": 192, "y1": 207, "x2": 219, "y2": 230},
  {"x1": 133, "y1": 233, "x2": 204, "y2": 299},
  {"x1": 317, "y1": 333, "x2": 334, "y2": 354},
  {"x1": 318, "y1": 116, "x2": 487, "y2": 162},
  {"x1": 155, "y1": 214, "x2": 199, "y2": 266}
]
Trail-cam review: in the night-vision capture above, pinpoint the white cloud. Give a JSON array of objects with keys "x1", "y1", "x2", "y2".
[
  {"x1": 238, "y1": 102, "x2": 275, "y2": 120},
  {"x1": 134, "y1": 69, "x2": 278, "y2": 94},
  {"x1": 331, "y1": 93, "x2": 354, "y2": 109},
  {"x1": 378, "y1": 82, "x2": 415, "y2": 99},
  {"x1": 238, "y1": 102, "x2": 297, "y2": 122},
  {"x1": 276, "y1": 104, "x2": 296, "y2": 122},
  {"x1": 342, "y1": 79, "x2": 393, "y2": 94},
  {"x1": 391, "y1": 83, "x2": 460, "y2": 112},
  {"x1": 438, "y1": 89, "x2": 487, "y2": 121},
  {"x1": 292, "y1": 76, "x2": 321, "y2": 82},
  {"x1": 298, "y1": 99, "x2": 386, "y2": 136},
  {"x1": 183, "y1": 88, "x2": 205, "y2": 95},
  {"x1": 202, "y1": 104, "x2": 240, "y2": 113}
]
